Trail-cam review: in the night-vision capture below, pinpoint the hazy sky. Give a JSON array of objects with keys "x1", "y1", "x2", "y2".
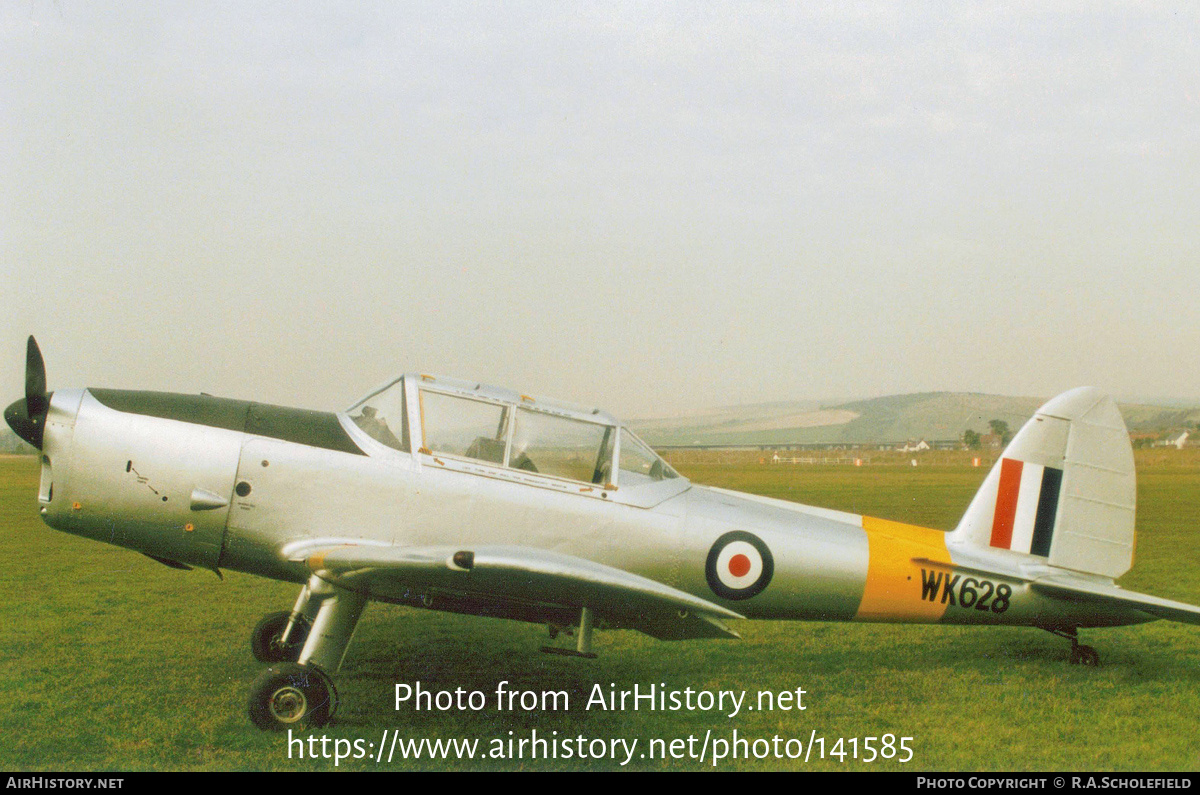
[{"x1": 3, "y1": 3, "x2": 1198, "y2": 418}]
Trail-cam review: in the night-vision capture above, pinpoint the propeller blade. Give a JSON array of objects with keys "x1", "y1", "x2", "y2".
[
  {"x1": 25, "y1": 335, "x2": 47, "y2": 416},
  {"x1": 5, "y1": 335, "x2": 50, "y2": 449}
]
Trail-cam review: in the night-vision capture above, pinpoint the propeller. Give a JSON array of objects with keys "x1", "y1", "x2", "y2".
[
  {"x1": 4, "y1": 336, "x2": 50, "y2": 449},
  {"x1": 25, "y1": 336, "x2": 48, "y2": 416}
]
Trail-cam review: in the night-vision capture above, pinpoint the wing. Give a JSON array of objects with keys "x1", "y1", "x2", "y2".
[
  {"x1": 1031, "y1": 575, "x2": 1200, "y2": 626},
  {"x1": 298, "y1": 543, "x2": 744, "y2": 641}
]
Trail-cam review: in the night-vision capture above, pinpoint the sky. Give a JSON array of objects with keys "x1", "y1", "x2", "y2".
[{"x1": 3, "y1": 3, "x2": 1199, "y2": 418}]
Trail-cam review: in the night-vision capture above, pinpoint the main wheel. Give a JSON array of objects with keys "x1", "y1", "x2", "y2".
[
  {"x1": 1069, "y1": 644, "x2": 1100, "y2": 667},
  {"x1": 247, "y1": 663, "x2": 337, "y2": 731},
  {"x1": 250, "y1": 611, "x2": 310, "y2": 663}
]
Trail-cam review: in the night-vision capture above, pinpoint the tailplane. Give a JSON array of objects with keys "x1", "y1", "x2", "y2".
[{"x1": 950, "y1": 387, "x2": 1136, "y2": 579}]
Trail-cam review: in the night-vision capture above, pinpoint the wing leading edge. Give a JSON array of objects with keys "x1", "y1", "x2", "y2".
[{"x1": 302, "y1": 543, "x2": 744, "y2": 641}]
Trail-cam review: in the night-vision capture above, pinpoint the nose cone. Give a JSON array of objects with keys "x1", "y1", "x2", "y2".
[{"x1": 4, "y1": 396, "x2": 45, "y2": 449}]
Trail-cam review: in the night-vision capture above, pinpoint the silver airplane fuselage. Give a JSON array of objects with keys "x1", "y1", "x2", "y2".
[{"x1": 31, "y1": 384, "x2": 1150, "y2": 633}]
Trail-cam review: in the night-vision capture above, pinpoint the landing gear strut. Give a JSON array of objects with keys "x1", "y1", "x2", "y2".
[
  {"x1": 247, "y1": 576, "x2": 367, "y2": 730},
  {"x1": 540, "y1": 606, "x2": 598, "y2": 659},
  {"x1": 250, "y1": 578, "x2": 320, "y2": 662},
  {"x1": 1045, "y1": 627, "x2": 1100, "y2": 666},
  {"x1": 250, "y1": 611, "x2": 310, "y2": 663}
]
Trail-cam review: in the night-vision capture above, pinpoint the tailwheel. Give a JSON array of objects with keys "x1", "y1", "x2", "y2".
[
  {"x1": 1036, "y1": 634, "x2": 1099, "y2": 667},
  {"x1": 1044, "y1": 627, "x2": 1101, "y2": 667},
  {"x1": 250, "y1": 611, "x2": 310, "y2": 663},
  {"x1": 1069, "y1": 644, "x2": 1100, "y2": 667},
  {"x1": 247, "y1": 663, "x2": 337, "y2": 731}
]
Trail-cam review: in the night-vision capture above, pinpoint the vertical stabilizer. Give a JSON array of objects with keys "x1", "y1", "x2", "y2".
[{"x1": 950, "y1": 387, "x2": 1136, "y2": 578}]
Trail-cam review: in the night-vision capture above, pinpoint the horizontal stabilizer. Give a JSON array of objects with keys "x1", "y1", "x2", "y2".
[
  {"x1": 304, "y1": 543, "x2": 744, "y2": 641},
  {"x1": 1032, "y1": 576, "x2": 1200, "y2": 626}
]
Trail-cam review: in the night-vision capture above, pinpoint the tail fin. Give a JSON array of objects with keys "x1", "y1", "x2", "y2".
[{"x1": 950, "y1": 387, "x2": 1136, "y2": 578}]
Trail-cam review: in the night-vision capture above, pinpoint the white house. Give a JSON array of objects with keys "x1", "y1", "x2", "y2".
[{"x1": 1162, "y1": 430, "x2": 1190, "y2": 450}]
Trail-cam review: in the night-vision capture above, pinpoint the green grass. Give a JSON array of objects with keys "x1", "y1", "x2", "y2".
[{"x1": 1, "y1": 453, "x2": 1197, "y2": 771}]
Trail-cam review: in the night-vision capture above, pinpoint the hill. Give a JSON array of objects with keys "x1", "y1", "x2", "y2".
[{"x1": 628, "y1": 392, "x2": 1200, "y2": 448}]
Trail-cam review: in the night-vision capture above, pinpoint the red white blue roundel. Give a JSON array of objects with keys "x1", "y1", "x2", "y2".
[{"x1": 706, "y1": 531, "x2": 774, "y2": 600}]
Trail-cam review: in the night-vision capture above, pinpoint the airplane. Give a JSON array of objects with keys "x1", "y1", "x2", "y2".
[{"x1": 5, "y1": 336, "x2": 1199, "y2": 731}]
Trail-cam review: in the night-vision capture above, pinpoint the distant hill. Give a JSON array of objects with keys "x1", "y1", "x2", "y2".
[{"x1": 628, "y1": 392, "x2": 1200, "y2": 447}]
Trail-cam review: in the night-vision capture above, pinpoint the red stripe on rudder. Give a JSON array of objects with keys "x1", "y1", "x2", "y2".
[{"x1": 990, "y1": 458, "x2": 1023, "y2": 548}]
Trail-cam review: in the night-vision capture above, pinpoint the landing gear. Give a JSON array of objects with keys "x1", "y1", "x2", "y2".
[
  {"x1": 540, "y1": 606, "x2": 598, "y2": 659},
  {"x1": 1045, "y1": 627, "x2": 1101, "y2": 667},
  {"x1": 250, "y1": 611, "x2": 310, "y2": 663},
  {"x1": 249, "y1": 578, "x2": 323, "y2": 663},
  {"x1": 1069, "y1": 643, "x2": 1100, "y2": 667},
  {"x1": 246, "y1": 576, "x2": 367, "y2": 730},
  {"x1": 247, "y1": 663, "x2": 337, "y2": 731}
]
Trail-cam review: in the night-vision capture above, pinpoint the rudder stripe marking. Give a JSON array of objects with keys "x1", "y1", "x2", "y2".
[
  {"x1": 990, "y1": 458, "x2": 1023, "y2": 549},
  {"x1": 1030, "y1": 466, "x2": 1063, "y2": 557}
]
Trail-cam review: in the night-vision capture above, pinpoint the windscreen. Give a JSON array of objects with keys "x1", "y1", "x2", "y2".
[
  {"x1": 618, "y1": 428, "x2": 678, "y2": 486},
  {"x1": 347, "y1": 379, "x2": 410, "y2": 452}
]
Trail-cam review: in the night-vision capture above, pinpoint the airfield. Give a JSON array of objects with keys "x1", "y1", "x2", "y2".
[{"x1": 1, "y1": 450, "x2": 1197, "y2": 771}]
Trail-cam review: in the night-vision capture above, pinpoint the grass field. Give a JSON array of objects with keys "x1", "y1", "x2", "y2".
[{"x1": 1, "y1": 452, "x2": 1197, "y2": 771}]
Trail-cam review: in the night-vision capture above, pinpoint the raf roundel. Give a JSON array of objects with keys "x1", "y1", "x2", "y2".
[{"x1": 706, "y1": 531, "x2": 774, "y2": 601}]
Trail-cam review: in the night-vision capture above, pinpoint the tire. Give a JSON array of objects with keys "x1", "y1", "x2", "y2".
[
  {"x1": 247, "y1": 663, "x2": 336, "y2": 731},
  {"x1": 250, "y1": 611, "x2": 310, "y2": 663}
]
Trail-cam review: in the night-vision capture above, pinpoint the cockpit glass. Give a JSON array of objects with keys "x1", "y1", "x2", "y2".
[
  {"x1": 618, "y1": 428, "x2": 678, "y2": 486},
  {"x1": 511, "y1": 408, "x2": 613, "y2": 484},
  {"x1": 420, "y1": 391, "x2": 509, "y2": 464},
  {"x1": 354, "y1": 379, "x2": 667, "y2": 493},
  {"x1": 347, "y1": 380, "x2": 410, "y2": 452}
]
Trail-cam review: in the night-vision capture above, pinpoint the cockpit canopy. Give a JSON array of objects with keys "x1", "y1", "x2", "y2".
[{"x1": 346, "y1": 374, "x2": 679, "y2": 489}]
